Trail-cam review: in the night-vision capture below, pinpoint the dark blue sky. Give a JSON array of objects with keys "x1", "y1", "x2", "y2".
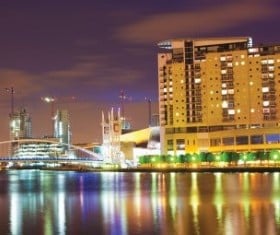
[{"x1": 0, "y1": 0, "x2": 279, "y2": 143}]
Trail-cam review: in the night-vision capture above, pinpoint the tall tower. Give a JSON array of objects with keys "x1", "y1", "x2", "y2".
[
  {"x1": 9, "y1": 108, "x2": 32, "y2": 140},
  {"x1": 54, "y1": 109, "x2": 70, "y2": 148}
]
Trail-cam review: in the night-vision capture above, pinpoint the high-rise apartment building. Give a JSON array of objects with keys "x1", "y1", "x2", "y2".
[
  {"x1": 54, "y1": 109, "x2": 70, "y2": 148},
  {"x1": 9, "y1": 108, "x2": 32, "y2": 140},
  {"x1": 158, "y1": 37, "x2": 280, "y2": 155}
]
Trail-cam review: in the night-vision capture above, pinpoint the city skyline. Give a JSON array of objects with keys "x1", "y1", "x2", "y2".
[{"x1": 0, "y1": 1, "x2": 280, "y2": 143}]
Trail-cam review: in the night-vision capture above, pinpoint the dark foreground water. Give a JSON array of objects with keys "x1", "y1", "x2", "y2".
[{"x1": 0, "y1": 170, "x2": 279, "y2": 235}]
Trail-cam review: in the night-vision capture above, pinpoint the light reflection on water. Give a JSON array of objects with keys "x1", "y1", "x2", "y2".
[{"x1": 0, "y1": 170, "x2": 279, "y2": 235}]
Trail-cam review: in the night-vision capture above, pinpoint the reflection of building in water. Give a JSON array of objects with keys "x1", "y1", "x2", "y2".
[{"x1": 9, "y1": 171, "x2": 67, "y2": 234}]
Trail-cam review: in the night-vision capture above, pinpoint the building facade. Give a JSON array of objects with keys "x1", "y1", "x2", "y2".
[
  {"x1": 158, "y1": 37, "x2": 280, "y2": 155},
  {"x1": 13, "y1": 138, "x2": 66, "y2": 158}
]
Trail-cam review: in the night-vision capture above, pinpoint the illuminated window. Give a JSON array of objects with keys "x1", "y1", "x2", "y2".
[
  {"x1": 268, "y1": 66, "x2": 274, "y2": 71},
  {"x1": 222, "y1": 101, "x2": 228, "y2": 108},
  {"x1": 266, "y1": 134, "x2": 280, "y2": 144},
  {"x1": 195, "y1": 78, "x2": 201, "y2": 83},
  {"x1": 262, "y1": 87, "x2": 269, "y2": 93},
  {"x1": 263, "y1": 101, "x2": 270, "y2": 107},
  {"x1": 263, "y1": 108, "x2": 270, "y2": 113},
  {"x1": 228, "y1": 109, "x2": 235, "y2": 115},
  {"x1": 228, "y1": 89, "x2": 234, "y2": 94},
  {"x1": 248, "y1": 48, "x2": 259, "y2": 53}
]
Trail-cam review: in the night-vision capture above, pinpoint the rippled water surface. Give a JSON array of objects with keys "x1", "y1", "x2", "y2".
[{"x1": 0, "y1": 170, "x2": 279, "y2": 235}]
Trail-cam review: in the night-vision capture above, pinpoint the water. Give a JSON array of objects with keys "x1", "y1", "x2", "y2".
[{"x1": 0, "y1": 170, "x2": 279, "y2": 235}]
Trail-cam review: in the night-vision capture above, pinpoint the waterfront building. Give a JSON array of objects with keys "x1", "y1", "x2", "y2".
[
  {"x1": 54, "y1": 109, "x2": 71, "y2": 149},
  {"x1": 157, "y1": 37, "x2": 280, "y2": 155},
  {"x1": 12, "y1": 138, "x2": 65, "y2": 158},
  {"x1": 120, "y1": 126, "x2": 160, "y2": 164}
]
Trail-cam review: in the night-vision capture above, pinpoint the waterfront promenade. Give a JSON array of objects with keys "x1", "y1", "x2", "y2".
[{"x1": 5, "y1": 163, "x2": 280, "y2": 173}]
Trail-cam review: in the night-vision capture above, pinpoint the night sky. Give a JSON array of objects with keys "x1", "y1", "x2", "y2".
[{"x1": 0, "y1": 0, "x2": 279, "y2": 143}]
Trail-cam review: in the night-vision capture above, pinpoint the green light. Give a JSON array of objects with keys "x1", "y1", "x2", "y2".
[
  {"x1": 269, "y1": 150, "x2": 280, "y2": 161},
  {"x1": 215, "y1": 153, "x2": 221, "y2": 162},
  {"x1": 241, "y1": 153, "x2": 248, "y2": 161}
]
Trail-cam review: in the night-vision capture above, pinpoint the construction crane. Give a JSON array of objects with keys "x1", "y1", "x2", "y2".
[
  {"x1": 41, "y1": 96, "x2": 76, "y2": 136},
  {"x1": 119, "y1": 90, "x2": 131, "y2": 119},
  {"x1": 5, "y1": 87, "x2": 15, "y2": 115},
  {"x1": 41, "y1": 96, "x2": 56, "y2": 122},
  {"x1": 41, "y1": 96, "x2": 76, "y2": 120}
]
